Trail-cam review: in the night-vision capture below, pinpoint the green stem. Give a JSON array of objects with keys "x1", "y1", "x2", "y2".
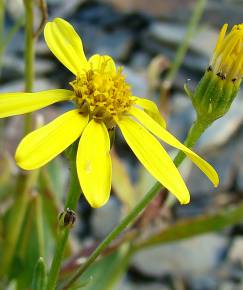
[
  {"x1": 61, "y1": 117, "x2": 209, "y2": 290},
  {"x1": 23, "y1": 0, "x2": 35, "y2": 134},
  {"x1": 173, "y1": 117, "x2": 209, "y2": 167},
  {"x1": 0, "y1": 0, "x2": 5, "y2": 76},
  {"x1": 35, "y1": 193, "x2": 45, "y2": 258},
  {"x1": 45, "y1": 230, "x2": 69, "y2": 290},
  {"x1": 0, "y1": 0, "x2": 4, "y2": 60},
  {"x1": 0, "y1": 0, "x2": 4, "y2": 54},
  {"x1": 45, "y1": 158, "x2": 81, "y2": 290},
  {"x1": 162, "y1": 0, "x2": 207, "y2": 90}
]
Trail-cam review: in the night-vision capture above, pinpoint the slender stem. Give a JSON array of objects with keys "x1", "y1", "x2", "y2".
[
  {"x1": 0, "y1": 0, "x2": 5, "y2": 144},
  {"x1": 0, "y1": 0, "x2": 4, "y2": 55},
  {"x1": 61, "y1": 118, "x2": 209, "y2": 290},
  {"x1": 0, "y1": 0, "x2": 4, "y2": 64},
  {"x1": 0, "y1": 0, "x2": 37, "y2": 282},
  {"x1": 23, "y1": 0, "x2": 35, "y2": 134},
  {"x1": 34, "y1": 0, "x2": 48, "y2": 38},
  {"x1": 35, "y1": 193, "x2": 45, "y2": 258},
  {"x1": 173, "y1": 117, "x2": 209, "y2": 167},
  {"x1": 45, "y1": 229, "x2": 70, "y2": 290},
  {"x1": 45, "y1": 158, "x2": 81, "y2": 290},
  {"x1": 162, "y1": 0, "x2": 207, "y2": 91}
]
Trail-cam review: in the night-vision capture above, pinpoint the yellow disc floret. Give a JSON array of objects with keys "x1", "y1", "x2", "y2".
[{"x1": 70, "y1": 63, "x2": 133, "y2": 128}]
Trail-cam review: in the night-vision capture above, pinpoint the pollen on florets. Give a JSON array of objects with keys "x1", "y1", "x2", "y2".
[{"x1": 70, "y1": 65, "x2": 134, "y2": 127}]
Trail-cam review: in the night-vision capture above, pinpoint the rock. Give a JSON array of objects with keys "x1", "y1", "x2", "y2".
[
  {"x1": 101, "y1": 0, "x2": 194, "y2": 18},
  {"x1": 91, "y1": 197, "x2": 121, "y2": 239},
  {"x1": 129, "y1": 51, "x2": 151, "y2": 71},
  {"x1": 168, "y1": 94, "x2": 195, "y2": 141},
  {"x1": 74, "y1": 1, "x2": 123, "y2": 28},
  {"x1": 5, "y1": 0, "x2": 24, "y2": 19},
  {"x1": 236, "y1": 129, "x2": 243, "y2": 191},
  {"x1": 132, "y1": 234, "x2": 227, "y2": 277},
  {"x1": 0, "y1": 78, "x2": 59, "y2": 92},
  {"x1": 76, "y1": 23, "x2": 133, "y2": 61},
  {"x1": 117, "y1": 281, "x2": 170, "y2": 290},
  {"x1": 204, "y1": 2, "x2": 243, "y2": 28},
  {"x1": 228, "y1": 237, "x2": 243, "y2": 266},
  {"x1": 188, "y1": 275, "x2": 219, "y2": 290},
  {"x1": 49, "y1": 0, "x2": 82, "y2": 18},
  {"x1": 219, "y1": 282, "x2": 240, "y2": 290},
  {"x1": 187, "y1": 140, "x2": 236, "y2": 196},
  {"x1": 148, "y1": 22, "x2": 217, "y2": 57},
  {"x1": 142, "y1": 31, "x2": 208, "y2": 73},
  {"x1": 123, "y1": 66, "x2": 148, "y2": 98},
  {"x1": 2, "y1": 55, "x2": 55, "y2": 80}
]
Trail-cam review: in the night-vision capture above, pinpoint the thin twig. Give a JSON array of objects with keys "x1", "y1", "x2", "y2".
[{"x1": 34, "y1": 0, "x2": 48, "y2": 38}]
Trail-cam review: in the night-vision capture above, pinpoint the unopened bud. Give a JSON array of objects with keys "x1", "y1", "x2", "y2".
[{"x1": 191, "y1": 23, "x2": 243, "y2": 123}]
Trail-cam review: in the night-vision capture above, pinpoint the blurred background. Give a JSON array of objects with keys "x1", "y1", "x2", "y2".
[{"x1": 0, "y1": 0, "x2": 243, "y2": 290}]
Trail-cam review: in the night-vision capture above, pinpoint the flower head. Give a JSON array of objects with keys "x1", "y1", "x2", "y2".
[
  {"x1": 210, "y1": 24, "x2": 243, "y2": 82},
  {"x1": 0, "y1": 18, "x2": 219, "y2": 207},
  {"x1": 192, "y1": 24, "x2": 243, "y2": 121}
]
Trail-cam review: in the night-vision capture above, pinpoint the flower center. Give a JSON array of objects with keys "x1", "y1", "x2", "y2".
[{"x1": 70, "y1": 66, "x2": 133, "y2": 127}]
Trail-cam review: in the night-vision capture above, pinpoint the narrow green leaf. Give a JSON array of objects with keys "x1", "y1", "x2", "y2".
[
  {"x1": 135, "y1": 202, "x2": 243, "y2": 249},
  {"x1": 32, "y1": 257, "x2": 47, "y2": 290}
]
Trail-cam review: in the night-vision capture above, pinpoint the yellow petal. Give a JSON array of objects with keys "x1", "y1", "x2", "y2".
[
  {"x1": 15, "y1": 110, "x2": 88, "y2": 170},
  {"x1": 88, "y1": 54, "x2": 116, "y2": 73},
  {"x1": 129, "y1": 107, "x2": 219, "y2": 187},
  {"x1": 117, "y1": 116, "x2": 190, "y2": 204},
  {"x1": 44, "y1": 18, "x2": 88, "y2": 75},
  {"x1": 134, "y1": 97, "x2": 166, "y2": 128},
  {"x1": 77, "y1": 120, "x2": 112, "y2": 208},
  {"x1": 214, "y1": 23, "x2": 228, "y2": 53},
  {"x1": 0, "y1": 89, "x2": 74, "y2": 118}
]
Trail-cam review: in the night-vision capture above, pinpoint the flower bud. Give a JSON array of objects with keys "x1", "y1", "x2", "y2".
[{"x1": 192, "y1": 24, "x2": 243, "y2": 123}]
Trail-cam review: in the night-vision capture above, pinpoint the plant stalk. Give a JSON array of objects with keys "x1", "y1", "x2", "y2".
[
  {"x1": 61, "y1": 118, "x2": 209, "y2": 289},
  {"x1": 45, "y1": 158, "x2": 81, "y2": 290},
  {"x1": 23, "y1": 0, "x2": 35, "y2": 134}
]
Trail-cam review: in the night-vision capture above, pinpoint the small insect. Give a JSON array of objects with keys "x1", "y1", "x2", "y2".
[
  {"x1": 59, "y1": 208, "x2": 76, "y2": 228},
  {"x1": 207, "y1": 65, "x2": 212, "y2": 72},
  {"x1": 216, "y1": 72, "x2": 226, "y2": 80}
]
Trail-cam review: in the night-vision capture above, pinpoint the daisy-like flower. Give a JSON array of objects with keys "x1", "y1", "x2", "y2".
[
  {"x1": 192, "y1": 23, "x2": 243, "y2": 121},
  {"x1": 0, "y1": 18, "x2": 219, "y2": 208}
]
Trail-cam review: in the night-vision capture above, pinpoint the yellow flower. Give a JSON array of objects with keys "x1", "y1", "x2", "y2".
[
  {"x1": 192, "y1": 24, "x2": 243, "y2": 121},
  {"x1": 210, "y1": 23, "x2": 243, "y2": 81},
  {"x1": 0, "y1": 18, "x2": 219, "y2": 207}
]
